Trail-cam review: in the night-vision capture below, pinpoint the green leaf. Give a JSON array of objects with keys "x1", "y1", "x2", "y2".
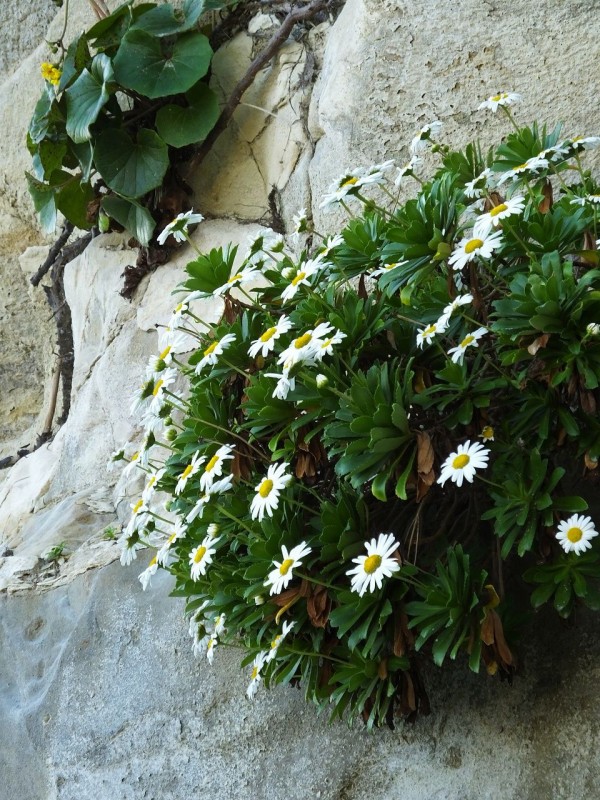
[
  {"x1": 394, "y1": 451, "x2": 415, "y2": 500},
  {"x1": 113, "y1": 29, "x2": 212, "y2": 99},
  {"x1": 155, "y1": 83, "x2": 220, "y2": 147},
  {"x1": 26, "y1": 172, "x2": 56, "y2": 233},
  {"x1": 94, "y1": 127, "x2": 169, "y2": 198},
  {"x1": 552, "y1": 496, "x2": 589, "y2": 513},
  {"x1": 131, "y1": 0, "x2": 206, "y2": 36},
  {"x1": 65, "y1": 53, "x2": 114, "y2": 143},
  {"x1": 530, "y1": 581, "x2": 555, "y2": 609},
  {"x1": 29, "y1": 89, "x2": 61, "y2": 143},
  {"x1": 71, "y1": 141, "x2": 94, "y2": 182},
  {"x1": 55, "y1": 177, "x2": 95, "y2": 230},
  {"x1": 101, "y1": 195, "x2": 156, "y2": 245},
  {"x1": 37, "y1": 140, "x2": 67, "y2": 181}
]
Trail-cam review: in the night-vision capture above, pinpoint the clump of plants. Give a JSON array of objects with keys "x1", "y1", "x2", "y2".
[
  {"x1": 114, "y1": 93, "x2": 600, "y2": 727},
  {"x1": 28, "y1": 0, "x2": 236, "y2": 245}
]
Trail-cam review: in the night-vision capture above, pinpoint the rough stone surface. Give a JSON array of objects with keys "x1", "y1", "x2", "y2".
[{"x1": 2, "y1": 559, "x2": 600, "y2": 799}]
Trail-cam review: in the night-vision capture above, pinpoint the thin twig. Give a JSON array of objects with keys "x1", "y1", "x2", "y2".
[
  {"x1": 190, "y1": 0, "x2": 329, "y2": 171},
  {"x1": 30, "y1": 222, "x2": 74, "y2": 287}
]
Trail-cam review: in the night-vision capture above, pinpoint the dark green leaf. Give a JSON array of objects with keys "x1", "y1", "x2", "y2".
[{"x1": 94, "y1": 127, "x2": 169, "y2": 198}]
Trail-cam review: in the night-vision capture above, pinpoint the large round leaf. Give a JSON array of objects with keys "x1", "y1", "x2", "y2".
[
  {"x1": 131, "y1": 0, "x2": 205, "y2": 37},
  {"x1": 155, "y1": 83, "x2": 220, "y2": 148},
  {"x1": 65, "y1": 53, "x2": 114, "y2": 143},
  {"x1": 113, "y1": 29, "x2": 212, "y2": 99},
  {"x1": 94, "y1": 128, "x2": 169, "y2": 198}
]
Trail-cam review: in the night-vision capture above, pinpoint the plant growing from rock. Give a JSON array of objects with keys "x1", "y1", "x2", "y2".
[{"x1": 115, "y1": 94, "x2": 600, "y2": 727}]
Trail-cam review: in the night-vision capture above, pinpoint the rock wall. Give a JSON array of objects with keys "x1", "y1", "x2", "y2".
[{"x1": 2, "y1": 0, "x2": 600, "y2": 797}]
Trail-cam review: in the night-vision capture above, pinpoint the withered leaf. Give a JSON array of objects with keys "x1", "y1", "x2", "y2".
[
  {"x1": 527, "y1": 333, "x2": 550, "y2": 356},
  {"x1": 306, "y1": 584, "x2": 331, "y2": 628},
  {"x1": 416, "y1": 432, "x2": 434, "y2": 475},
  {"x1": 585, "y1": 451, "x2": 599, "y2": 470},
  {"x1": 538, "y1": 180, "x2": 553, "y2": 214},
  {"x1": 492, "y1": 610, "x2": 514, "y2": 667},
  {"x1": 480, "y1": 610, "x2": 495, "y2": 646}
]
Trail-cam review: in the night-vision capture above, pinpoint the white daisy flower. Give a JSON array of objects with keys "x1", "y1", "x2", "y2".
[
  {"x1": 207, "y1": 523, "x2": 220, "y2": 538},
  {"x1": 125, "y1": 498, "x2": 150, "y2": 536},
  {"x1": 346, "y1": 533, "x2": 401, "y2": 597},
  {"x1": 477, "y1": 92, "x2": 521, "y2": 112},
  {"x1": 118, "y1": 531, "x2": 143, "y2": 566},
  {"x1": 278, "y1": 322, "x2": 334, "y2": 367},
  {"x1": 206, "y1": 633, "x2": 218, "y2": 665},
  {"x1": 479, "y1": 425, "x2": 495, "y2": 442},
  {"x1": 186, "y1": 475, "x2": 234, "y2": 523},
  {"x1": 416, "y1": 319, "x2": 447, "y2": 348},
  {"x1": 246, "y1": 227, "x2": 284, "y2": 258},
  {"x1": 280, "y1": 256, "x2": 326, "y2": 303},
  {"x1": 448, "y1": 230, "x2": 503, "y2": 271},
  {"x1": 168, "y1": 300, "x2": 190, "y2": 330},
  {"x1": 567, "y1": 136, "x2": 600, "y2": 153},
  {"x1": 212, "y1": 265, "x2": 263, "y2": 296},
  {"x1": 320, "y1": 233, "x2": 345, "y2": 257},
  {"x1": 138, "y1": 555, "x2": 159, "y2": 591},
  {"x1": 264, "y1": 620, "x2": 295, "y2": 663},
  {"x1": 199, "y1": 444, "x2": 235, "y2": 492},
  {"x1": 264, "y1": 541, "x2": 312, "y2": 595},
  {"x1": 213, "y1": 614, "x2": 227, "y2": 636},
  {"x1": 437, "y1": 440, "x2": 490, "y2": 488},
  {"x1": 464, "y1": 168, "x2": 494, "y2": 199},
  {"x1": 251, "y1": 462, "x2": 292, "y2": 522},
  {"x1": 145, "y1": 344, "x2": 174, "y2": 379},
  {"x1": 571, "y1": 193, "x2": 600, "y2": 208},
  {"x1": 248, "y1": 315, "x2": 293, "y2": 358},
  {"x1": 192, "y1": 632, "x2": 210, "y2": 659},
  {"x1": 194, "y1": 333, "x2": 237, "y2": 375},
  {"x1": 142, "y1": 467, "x2": 166, "y2": 504},
  {"x1": 130, "y1": 369, "x2": 176, "y2": 417},
  {"x1": 175, "y1": 452, "x2": 203, "y2": 495},
  {"x1": 314, "y1": 329, "x2": 347, "y2": 360},
  {"x1": 319, "y1": 168, "x2": 373, "y2": 210},
  {"x1": 497, "y1": 156, "x2": 549, "y2": 185},
  {"x1": 473, "y1": 195, "x2": 526, "y2": 238},
  {"x1": 438, "y1": 293, "x2": 474, "y2": 326},
  {"x1": 371, "y1": 260, "x2": 408, "y2": 278},
  {"x1": 410, "y1": 120, "x2": 442, "y2": 155},
  {"x1": 539, "y1": 144, "x2": 571, "y2": 162},
  {"x1": 160, "y1": 324, "x2": 197, "y2": 352},
  {"x1": 447, "y1": 326, "x2": 488, "y2": 364},
  {"x1": 265, "y1": 370, "x2": 296, "y2": 400},
  {"x1": 148, "y1": 368, "x2": 178, "y2": 415},
  {"x1": 291, "y1": 207, "x2": 308, "y2": 238},
  {"x1": 556, "y1": 514, "x2": 599, "y2": 555},
  {"x1": 246, "y1": 651, "x2": 268, "y2": 699},
  {"x1": 394, "y1": 156, "x2": 421, "y2": 187},
  {"x1": 156, "y1": 517, "x2": 187, "y2": 566},
  {"x1": 189, "y1": 537, "x2": 218, "y2": 580},
  {"x1": 157, "y1": 210, "x2": 204, "y2": 245}
]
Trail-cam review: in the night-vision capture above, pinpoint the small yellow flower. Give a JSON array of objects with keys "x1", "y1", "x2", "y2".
[{"x1": 41, "y1": 62, "x2": 61, "y2": 86}]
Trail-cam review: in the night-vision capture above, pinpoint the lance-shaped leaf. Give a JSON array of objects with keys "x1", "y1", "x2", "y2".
[
  {"x1": 94, "y1": 127, "x2": 169, "y2": 198},
  {"x1": 65, "y1": 53, "x2": 114, "y2": 143},
  {"x1": 113, "y1": 29, "x2": 212, "y2": 99},
  {"x1": 155, "y1": 82, "x2": 220, "y2": 148},
  {"x1": 101, "y1": 195, "x2": 156, "y2": 246}
]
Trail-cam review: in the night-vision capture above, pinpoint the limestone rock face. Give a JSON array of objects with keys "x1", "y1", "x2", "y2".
[{"x1": 2, "y1": 0, "x2": 600, "y2": 797}]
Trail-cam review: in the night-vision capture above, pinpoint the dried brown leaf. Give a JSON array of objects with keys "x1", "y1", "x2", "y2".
[
  {"x1": 527, "y1": 333, "x2": 550, "y2": 356},
  {"x1": 306, "y1": 584, "x2": 330, "y2": 628},
  {"x1": 538, "y1": 180, "x2": 553, "y2": 213}
]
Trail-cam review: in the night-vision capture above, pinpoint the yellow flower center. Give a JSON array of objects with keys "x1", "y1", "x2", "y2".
[
  {"x1": 152, "y1": 379, "x2": 164, "y2": 397},
  {"x1": 175, "y1": 302, "x2": 184, "y2": 312},
  {"x1": 205, "y1": 454, "x2": 220, "y2": 473},
  {"x1": 147, "y1": 475, "x2": 156, "y2": 488},
  {"x1": 567, "y1": 526, "x2": 583, "y2": 543},
  {"x1": 481, "y1": 426, "x2": 494, "y2": 440},
  {"x1": 341, "y1": 177, "x2": 358, "y2": 188},
  {"x1": 423, "y1": 324, "x2": 436, "y2": 336},
  {"x1": 464, "y1": 238, "x2": 484, "y2": 254},
  {"x1": 132, "y1": 499, "x2": 144, "y2": 514},
  {"x1": 489, "y1": 203, "x2": 508, "y2": 217},
  {"x1": 204, "y1": 341, "x2": 218, "y2": 357},
  {"x1": 227, "y1": 272, "x2": 243, "y2": 284},
  {"x1": 291, "y1": 271, "x2": 307, "y2": 286},
  {"x1": 460, "y1": 334, "x2": 475, "y2": 348},
  {"x1": 181, "y1": 463, "x2": 194, "y2": 480},
  {"x1": 131, "y1": 451, "x2": 140, "y2": 463},
  {"x1": 193, "y1": 546, "x2": 207, "y2": 563},
  {"x1": 270, "y1": 635, "x2": 282, "y2": 650},
  {"x1": 158, "y1": 345, "x2": 171, "y2": 360},
  {"x1": 259, "y1": 479, "x2": 274, "y2": 498},
  {"x1": 515, "y1": 163, "x2": 529, "y2": 171},
  {"x1": 167, "y1": 532, "x2": 177, "y2": 545},
  {"x1": 364, "y1": 554, "x2": 382, "y2": 574},
  {"x1": 251, "y1": 666, "x2": 260, "y2": 680},
  {"x1": 149, "y1": 556, "x2": 157, "y2": 568},
  {"x1": 491, "y1": 93, "x2": 506, "y2": 102},
  {"x1": 279, "y1": 558, "x2": 294, "y2": 575},
  {"x1": 294, "y1": 333, "x2": 312, "y2": 349},
  {"x1": 321, "y1": 338, "x2": 333, "y2": 349},
  {"x1": 260, "y1": 326, "x2": 278, "y2": 342},
  {"x1": 452, "y1": 454, "x2": 470, "y2": 469}
]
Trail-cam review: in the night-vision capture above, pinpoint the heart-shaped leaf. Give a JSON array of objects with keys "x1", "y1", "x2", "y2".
[
  {"x1": 155, "y1": 82, "x2": 220, "y2": 147},
  {"x1": 113, "y1": 29, "x2": 212, "y2": 99},
  {"x1": 65, "y1": 53, "x2": 114, "y2": 143},
  {"x1": 94, "y1": 127, "x2": 169, "y2": 198},
  {"x1": 26, "y1": 173, "x2": 57, "y2": 233},
  {"x1": 101, "y1": 195, "x2": 156, "y2": 245},
  {"x1": 55, "y1": 177, "x2": 95, "y2": 230},
  {"x1": 131, "y1": 0, "x2": 205, "y2": 37}
]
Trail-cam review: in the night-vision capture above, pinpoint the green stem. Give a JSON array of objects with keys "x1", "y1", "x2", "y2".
[{"x1": 215, "y1": 503, "x2": 256, "y2": 536}]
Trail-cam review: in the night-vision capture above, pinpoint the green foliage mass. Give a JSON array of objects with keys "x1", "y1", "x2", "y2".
[{"x1": 116, "y1": 110, "x2": 600, "y2": 727}]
